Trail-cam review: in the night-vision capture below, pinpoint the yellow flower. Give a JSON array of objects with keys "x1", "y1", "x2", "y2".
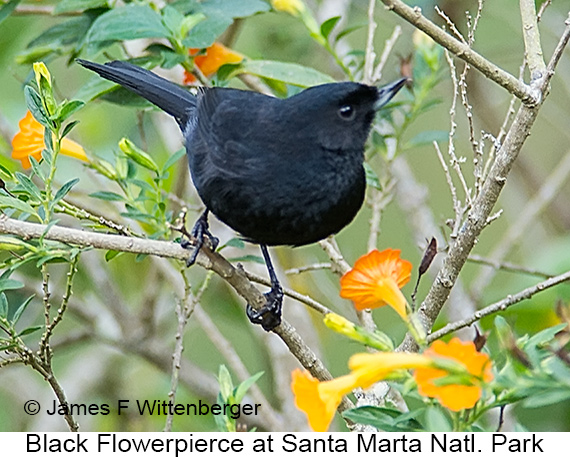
[
  {"x1": 414, "y1": 338, "x2": 493, "y2": 412},
  {"x1": 340, "y1": 249, "x2": 412, "y2": 320},
  {"x1": 11, "y1": 111, "x2": 88, "y2": 169},
  {"x1": 291, "y1": 352, "x2": 431, "y2": 432},
  {"x1": 271, "y1": 0, "x2": 305, "y2": 16},
  {"x1": 291, "y1": 339, "x2": 494, "y2": 431},
  {"x1": 184, "y1": 43, "x2": 244, "y2": 84},
  {"x1": 323, "y1": 312, "x2": 394, "y2": 351}
]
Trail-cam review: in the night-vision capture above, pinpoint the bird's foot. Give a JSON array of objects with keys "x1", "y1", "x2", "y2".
[
  {"x1": 247, "y1": 245, "x2": 283, "y2": 331},
  {"x1": 246, "y1": 285, "x2": 283, "y2": 331},
  {"x1": 174, "y1": 209, "x2": 218, "y2": 266}
]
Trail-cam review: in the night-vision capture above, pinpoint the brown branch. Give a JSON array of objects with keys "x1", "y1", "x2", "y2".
[
  {"x1": 0, "y1": 216, "x2": 337, "y2": 386},
  {"x1": 520, "y1": 0, "x2": 546, "y2": 78},
  {"x1": 379, "y1": 0, "x2": 537, "y2": 104},
  {"x1": 399, "y1": 14, "x2": 570, "y2": 352}
]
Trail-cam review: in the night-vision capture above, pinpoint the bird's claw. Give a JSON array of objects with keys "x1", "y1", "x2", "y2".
[
  {"x1": 177, "y1": 210, "x2": 218, "y2": 266},
  {"x1": 246, "y1": 285, "x2": 283, "y2": 331}
]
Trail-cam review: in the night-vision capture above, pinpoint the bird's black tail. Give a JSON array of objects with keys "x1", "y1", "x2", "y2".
[{"x1": 77, "y1": 59, "x2": 196, "y2": 129}]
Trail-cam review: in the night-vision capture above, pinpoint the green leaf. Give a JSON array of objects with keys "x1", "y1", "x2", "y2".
[
  {"x1": 0, "y1": 196, "x2": 37, "y2": 217},
  {"x1": 58, "y1": 100, "x2": 85, "y2": 123},
  {"x1": 0, "y1": 0, "x2": 22, "y2": 26},
  {"x1": 120, "y1": 210, "x2": 156, "y2": 223},
  {"x1": 181, "y1": 0, "x2": 270, "y2": 48},
  {"x1": 51, "y1": 178, "x2": 80, "y2": 209},
  {"x1": 0, "y1": 163, "x2": 14, "y2": 180},
  {"x1": 198, "y1": 0, "x2": 270, "y2": 18},
  {"x1": 228, "y1": 255, "x2": 264, "y2": 264},
  {"x1": 24, "y1": 86, "x2": 51, "y2": 130},
  {"x1": 233, "y1": 371, "x2": 264, "y2": 404},
  {"x1": 61, "y1": 120, "x2": 81, "y2": 139},
  {"x1": 145, "y1": 43, "x2": 185, "y2": 69},
  {"x1": 0, "y1": 341, "x2": 18, "y2": 352},
  {"x1": 36, "y1": 253, "x2": 69, "y2": 267},
  {"x1": 86, "y1": 4, "x2": 169, "y2": 44},
  {"x1": 364, "y1": 162, "x2": 382, "y2": 190},
  {"x1": 222, "y1": 237, "x2": 245, "y2": 250},
  {"x1": 217, "y1": 365, "x2": 233, "y2": 401},
  {"x1": 522, "y1": 389, "x2": 570, "y2": 408},
  {"x1": 240, "y1": 60, "x2": 335, "y2": 87},
  {"x1": 320, "y1": 16, "x2": 341, "y2": 40},
  {"x1": 12, "y1": 295, "x2": 34, "y2": 325},
  {"x1": 161, "y1": 5, "x2": 186, "y2": 36},
  {"x1": 182, "y1": 11, "x2": 231, "y2": 48},
  {"x1": 524, "y1": 323, "x2": 567, "y2": 349},
  {"x1": 89, "y1": 191, "x2": 125, "y2": 202},
  {"x1": 342, "y1": 406, "x2": 423, "y2": 432},
  {"x1": 0, "y1": 279, "x2": 24, "y2": 293},
  {"x1": 105, "y1": 250, "x2": 121, "y2": 262},
  {"x1": 55, "y1": 0, "x2": 109, "y2": 14},
  {"x1": 405, "y1": 130, "x2": 449, "y2": 149},
  {"x1": 180, "y1": 13, "x2": 206, "y2": 39},
  {"x1": 423, "y1": 406, "x2": 452, "y2": 432},
  {"x1": 162, "y1": 148, "x2": 186, "y2": 172},
  {"x1": 130, "y1": 179, "x2": 156, "y2": 194},
  {"x1": 0, "y1": 293, "x2": 8, "y2": 318},
  {"x1": 18, "y1": 325, "x2": 43, "y2": 337},
  {"x1": 15, "y1": 172, "x2": 42, "y2": 202},
  {"x1": 29, "y1": 156, "x2": 46, "y2": 182},
  {"x1": 27, "y1": 15, "x2": 94, "y2": 49},
  {"x1": 335, "y1": 23, "x2": 367, "y2": 43}
]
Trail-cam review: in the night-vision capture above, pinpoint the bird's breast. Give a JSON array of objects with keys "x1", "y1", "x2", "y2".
[{"x1": 196, "y1": 149, "x2": 366, "y2": 246}]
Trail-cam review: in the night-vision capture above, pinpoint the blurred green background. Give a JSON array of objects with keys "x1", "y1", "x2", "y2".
[{"x1": 0, "y1": 0, "x2": 569, "y2": 432}]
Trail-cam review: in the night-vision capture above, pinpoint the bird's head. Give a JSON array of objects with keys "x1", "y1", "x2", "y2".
[{"x1": 285, "y1": 78, "x2": 407, "y2": 153}]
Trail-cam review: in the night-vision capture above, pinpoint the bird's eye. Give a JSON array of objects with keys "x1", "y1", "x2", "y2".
[{"x1": 338, "y1": 105, "x2": 356, "y2": 121}]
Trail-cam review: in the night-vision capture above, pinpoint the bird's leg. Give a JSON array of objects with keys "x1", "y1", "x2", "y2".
[
  {"x1": 246, "y1": 245, "x2": 283, "y2": 331},
  {"x1": 179, "y1": 209, "x2": 219, "y2": 266}
]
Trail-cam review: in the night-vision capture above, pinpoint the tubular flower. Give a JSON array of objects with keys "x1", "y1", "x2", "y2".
[
  {"x1": 414, "y1": 338, "x2": 494, "y2": 412},
  {"x1": 291, "y1": 352, "x2": 431, "y2": 432},
  {"x1": 271, "y1": 0, "x2": 305, "y2": 16},
  {"x1": 340, "y1": 249, "x2": 412, "y2": 320},
  {"x1": 11, "y1": 111, "x2": 87, "y2": 169},
  {"x1": 184, "y1": 43, "x2": 243, "y2": 84}
]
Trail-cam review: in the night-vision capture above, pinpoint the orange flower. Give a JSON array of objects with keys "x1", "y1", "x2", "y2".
[
  {"x1": 414, "y1": 338, "x2": 493, "y2": 412},
  {"x1": 184, "y1": 43, "x2": 243, "y2": 84},
  {"x1": 340, "y1": 249, "x2": 412, "y2": 319},
  {"x1": 11, "y1": 111, "x2": 88, "y2": 169},
  {"x1": 291, "y1": 352, "x2": 431, "y2": 432}
]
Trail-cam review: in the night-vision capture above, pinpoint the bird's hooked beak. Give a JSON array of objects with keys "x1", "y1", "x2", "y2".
[{"x1": 374, "y1": 77, "x2": 408, "y2": 110}]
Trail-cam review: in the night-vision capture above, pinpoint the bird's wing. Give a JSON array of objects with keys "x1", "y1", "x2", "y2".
[{"x1": 192, "y1": 89, "x2": 278, "y2": 179}]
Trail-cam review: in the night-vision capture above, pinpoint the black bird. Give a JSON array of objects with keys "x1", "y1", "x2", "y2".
[{"x1": 77, "y1": 59, "x2": 406, "y2": 330}]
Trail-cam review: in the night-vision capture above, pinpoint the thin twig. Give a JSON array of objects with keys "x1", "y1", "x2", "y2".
[
  {"x1": 435, "y1": 6, "x2": 467, "y2": 44},
  {"x1": 428, "y1": 268, "x2": 570, "y2": 342},
  {"x1": 380, "y1": 0, "x2": 537, "y2": 104},
  {"x1": 285, "y1": 262, "x2": 332, "y2": 275},
  {"x1": 193, "y1": 305, "x2": 284, "y2": 430},
  {"x1": 164, "y1": 270, "x2": 212, "y2": 432},
  {"x1": 363, "y1": 0, "x2": 377, "y2": 85},
  {"x1": 0, "y1": 216, "x2": 336, "y2": 385},
  {"x1": 372, "y1": 26, "x2": 402, "y2": 83},
  {"x1": 467, "y1": 254, "x2": 553, "y2": 279},
  {"x1": 470, "y1": 151, "x2": 570, "y2": 299},
  {"x1": 318, "y1": 237, "x2": 351, "y2": 275},
  {"x1": 520, "y1": 0, "x2": 547, "y2": 79},
  {"x1": 246, "y1": 271, "x2": 332, "y2": 316},
  {"x1": 399, "y1": 13, "x2": 570, "y2": 353}
]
